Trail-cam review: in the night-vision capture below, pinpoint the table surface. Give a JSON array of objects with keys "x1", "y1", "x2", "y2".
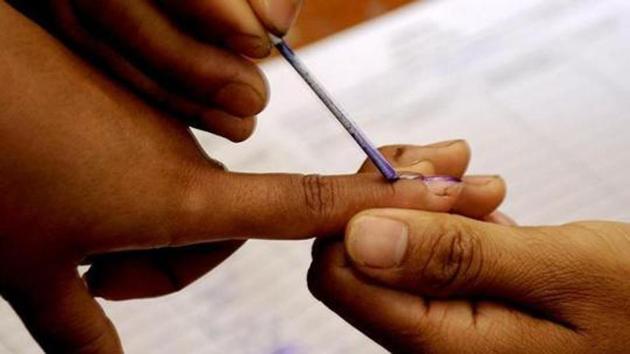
[{"x1": 289, "y1": 0, "x2": 416, "y2": 47}]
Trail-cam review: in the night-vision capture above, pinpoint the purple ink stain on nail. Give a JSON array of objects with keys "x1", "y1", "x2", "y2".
[
  {"x1": 398, "y1": 173, "x2": 462, "y2": 183},
  {"x1": 423, "y1": 175, "x2": 462, "y2": 183}
]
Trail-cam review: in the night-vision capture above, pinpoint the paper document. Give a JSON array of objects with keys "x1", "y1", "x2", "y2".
[{"x1": 2, "y1": 0, "x2": 629, "y2": 352}]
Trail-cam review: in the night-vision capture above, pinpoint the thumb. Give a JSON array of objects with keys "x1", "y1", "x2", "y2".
[
  {"x1": 248, "y1": 0, "x2": 303, "y2": 35},
  {"x1": 6, "y1": 270, "x2": 121, "y2": 353},
  {"x1": 343, "y1": 210, "x2": 584, "y2": 316}
]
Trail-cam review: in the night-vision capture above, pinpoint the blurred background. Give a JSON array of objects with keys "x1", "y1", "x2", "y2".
[{"x1": 289, "y1": 0, "x2": 414, "y2": 47}]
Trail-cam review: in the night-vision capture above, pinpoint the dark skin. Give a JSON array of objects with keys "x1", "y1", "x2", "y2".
[
  {"x1": 309, "y1": 210, "x2": 630, "y2": 353},
  {"x1": 7, "y1": 0, "x2": 306, "y2": 140},
  {"x1": 8, "y1": 1, "x2": 625, "y2": 353},
  {"x1": 0, "y1": 2, "x2": 506, "y2": 353}
]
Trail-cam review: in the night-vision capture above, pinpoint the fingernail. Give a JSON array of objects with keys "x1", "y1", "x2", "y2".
[
  {"x1": 464, "y1": 175, "x2": 502, "y2": 186},
  {"x1": 347, "y1": 216, "x2": 408, "y2": 269},
  {"x1": 398, "y1": 159, "x2": 435, "y2": 176},
  {"x1": 423, "y1": 176, "x2": 463, "y2": 197},
  {"x1": 213, "y1": 82, "x2": 265, "y2": 117},
  {"x1": 260, "y1": 0, "x2": 301, "y2": 34},
  {"x1": 227, "y1": 33, "x2": 271, "y2": 58},
  {"x1": 396, "y1": 140, "x2": 467, "y2": 165}
]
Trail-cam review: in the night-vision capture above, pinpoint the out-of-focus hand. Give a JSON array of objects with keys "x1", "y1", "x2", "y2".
[
  {"x1": 0, "y1": 5, "x2": 505, "y2": 353},
  {"x1": 8, "y1": 0, "x2": 304, "y2": 141},
  {"x1": 309, "y1": 209, "x2": 630, "y2": 353}
]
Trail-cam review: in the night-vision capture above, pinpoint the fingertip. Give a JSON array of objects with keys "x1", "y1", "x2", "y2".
[
  {"x1": 199, "y1": 111, "x2": 257, "y2": 143},
  {"x1": 445, "y1": 139, "x2": 471, "y2": 176},
  {"x1": 212, "y1": 81, "x2": 268, "y2": 117},
  {"x1": 345, "y1": 214, "x2": 409, "y2": 269},
  {"x1": 161, "y1": 0, "x2": 273, "y2": 58},
  {"x1": 471, "y1": 175, "x2": 507, "y2": 198},
  {"x1": 453, "y1": 175, "x2": 507, "y2": 218},
  {"x1": 374, "y1": 140, "x2": 471, "y2": 177},
  {"x1": 421, "y1": 139, "x2": 471, "y2": 175},
  {"x1": 250, "y1": 0, "x2": 303, "y2": 35},
  {"x1": 226, "y1": 33, "x2": 273, "y2": 58},
  {"x1": 72, "y1": 0, "x2": 271, "y2": 117}
]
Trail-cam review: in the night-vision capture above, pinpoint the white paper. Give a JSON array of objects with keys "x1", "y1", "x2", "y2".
[{"x1": 2, "y1": 0, "x2": 630, "y2": 352}]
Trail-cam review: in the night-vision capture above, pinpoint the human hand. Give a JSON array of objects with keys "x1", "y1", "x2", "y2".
[
  {"x1": 8, "y1": 0, "x2": 303, "y2": 140},
  {"x1": 0, "y1": 4, "x2": 505, "y2": 353},
  {"x1": 309, "y1": 209, "x2": 630, "y2": 353}
]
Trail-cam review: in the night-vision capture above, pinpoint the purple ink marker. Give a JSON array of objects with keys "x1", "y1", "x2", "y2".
[{"x1": 270, "y1": 34, "x2": 399, "y2": 182}]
